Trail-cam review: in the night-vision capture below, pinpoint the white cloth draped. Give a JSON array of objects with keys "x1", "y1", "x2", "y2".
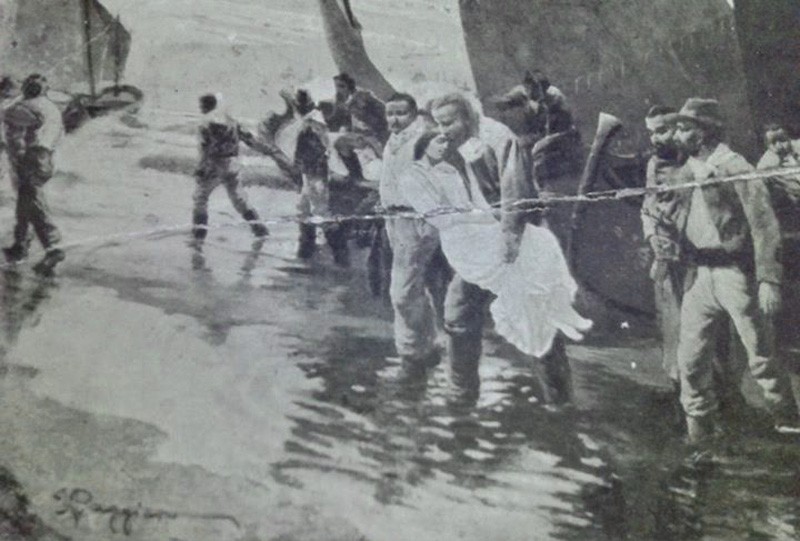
[{"x1": 400, "y1": 161, "x2": 592, "y2": 357}]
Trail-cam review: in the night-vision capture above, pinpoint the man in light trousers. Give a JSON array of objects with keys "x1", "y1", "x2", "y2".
[
  {"x1": 380, "y1": 92, "x2": 444, "y2": 380},
  {"x1": 672, "y1": 98, "x2": 799, "y2": 444}
]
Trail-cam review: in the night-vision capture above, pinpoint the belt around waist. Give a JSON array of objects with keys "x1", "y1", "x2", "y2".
[
  {"x1": 386, "y1": 205, "x2": 414, "y2": 213},
  {"x1": 688, "y1": 248, "x2": 748, "y2": 267}
]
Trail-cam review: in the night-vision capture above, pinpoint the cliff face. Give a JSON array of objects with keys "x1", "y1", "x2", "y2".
[
  {"x1": 460, "y1": 0, "x2": 754, "y2": 155},
  {"x1": 0, "y1": 0, "x2": 129, "y2": 93}
]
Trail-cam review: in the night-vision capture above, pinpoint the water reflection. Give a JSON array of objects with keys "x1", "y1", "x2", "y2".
[
  {"x1": 275, "y1": 326, "x2": 622, "y2": 539},
  {"x1": 275, "y1": 315, "x2": 800, "y2": 540},
  {"x1": 0, "y1": 268, "x2": 57, "y2": 371},
  {"x1": 187, "y1": 238, "x2": 269, "y2": 345}
]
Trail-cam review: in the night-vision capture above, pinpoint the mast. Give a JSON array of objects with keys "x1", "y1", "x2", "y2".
[
  {"x1": 113, "y1": 15, "x2": 122, "y2": 93},
  {"x1": 82, "y1": 0, "x2": 97, "y2": 98}
]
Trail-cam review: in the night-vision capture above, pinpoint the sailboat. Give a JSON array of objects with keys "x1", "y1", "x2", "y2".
[{"x1": 62, "y1": 0, "x2": 143, "y2": 131}]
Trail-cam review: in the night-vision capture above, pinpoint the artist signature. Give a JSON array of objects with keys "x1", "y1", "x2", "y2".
[{"x1": 53, "y1": 487, "x2": 240, "y2": 536}]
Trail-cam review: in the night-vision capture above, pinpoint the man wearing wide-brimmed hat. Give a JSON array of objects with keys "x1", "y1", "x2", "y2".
[{"x1": 672, "y1": 98, "x2": 800, "y2": 443}]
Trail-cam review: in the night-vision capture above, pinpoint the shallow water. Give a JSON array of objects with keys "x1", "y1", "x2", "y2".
[{"x1": 1, "y1": 223, "x2": 800, "y2": 540}]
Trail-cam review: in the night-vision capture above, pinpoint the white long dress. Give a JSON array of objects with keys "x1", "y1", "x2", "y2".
[{"x1": 400, "y1": 160, "x2": 592, "y2": 358}]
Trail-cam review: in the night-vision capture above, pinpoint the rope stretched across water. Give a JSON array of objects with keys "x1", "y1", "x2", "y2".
[{"x1": 5, "y1": 164, "x2": 800, "y2": 265}]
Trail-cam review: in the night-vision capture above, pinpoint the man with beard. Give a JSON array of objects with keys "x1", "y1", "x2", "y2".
[
  {"x1": 380, "y1": 92, "x2": 446, "y2": 380},
  {"x1": 430, "y1": 92, "x2": 572, "y2": 406},
  {"x1": 640, "y1": 105, "x2": 688, "y2": 415},
  {"x1": 643, "y1": 106, "x2": 746, "y2": 431},
  {"x1": 672, "y1": 98, "x2": 799, "y2": 443},
  {"x1": 323, "y1": 73, "x2": 388, "y2": 183}
]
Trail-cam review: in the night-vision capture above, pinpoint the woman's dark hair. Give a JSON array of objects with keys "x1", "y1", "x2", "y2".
[{"x1": 413, "y1": 131, "x2": 441, "y2": 161}]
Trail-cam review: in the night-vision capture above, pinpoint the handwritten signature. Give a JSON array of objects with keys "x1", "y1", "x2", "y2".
[{"x1": 53, "y1": 488, "x2": 240, "y2": 536}]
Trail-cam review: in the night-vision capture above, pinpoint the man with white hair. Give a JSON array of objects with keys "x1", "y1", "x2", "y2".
[{"x1": 430, "y1": 92, "x2": 572, "y2": 406}]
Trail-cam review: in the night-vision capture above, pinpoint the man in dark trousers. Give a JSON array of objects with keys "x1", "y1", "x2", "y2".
[
  {"x1": 291, "y1": 89, "x2": 350, "y2": 267},
  {"x1": 430, "y1": 92, "x2": 572, "y2": 406},
  {"x1": 2, "y1": 74, "x2": 65, "y2": 275},
  {"x1": 672, "y1": 98, "x2": 799, "y2": 443},
  {"x1": 192, "y1": 93, "x2": 268, "y2": 241}
]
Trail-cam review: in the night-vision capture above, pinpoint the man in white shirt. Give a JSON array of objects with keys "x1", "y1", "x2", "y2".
[{"x1": 380, "y1": 92, "x2": 443, "y2": 380}]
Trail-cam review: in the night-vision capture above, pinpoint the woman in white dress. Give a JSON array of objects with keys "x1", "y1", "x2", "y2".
[{"x1": 399, "y1": 132, "x2": 591, "y2": 359}]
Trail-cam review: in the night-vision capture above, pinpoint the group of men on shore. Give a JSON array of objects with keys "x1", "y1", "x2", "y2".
[
  {"x1": 191, "y1": 70, "x2": 579, "y2": 406},
  {"x1": 375, "y1": 79, "x2": 579, "y2": 407},
  {"x1": 3, "y1": 64, "x2": 800, "y2": 446},
  {"x1": 112, "y1": 67, "x2": 800, "y2": 439},
  {"x1": 259, "y1": 71, "x2": 800, "y2": 442},
  {"x1": 642, "y1": 101, "x2": 800, "y2": 443}
]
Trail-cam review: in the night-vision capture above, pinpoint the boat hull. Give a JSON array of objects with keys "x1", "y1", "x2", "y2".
[{"x1": 459, "y1": 0, "x2": 754, "y2": 318}]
